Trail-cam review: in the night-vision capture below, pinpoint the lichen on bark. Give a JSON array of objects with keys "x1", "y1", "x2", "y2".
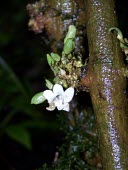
[{"x1": 86, "y1": 0, "x2": 128, "y2": 169}]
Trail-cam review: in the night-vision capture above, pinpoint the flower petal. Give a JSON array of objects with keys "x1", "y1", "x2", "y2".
[
  {"x1": 54, "y1": 97, "x2": 69, "y2": 111},
  {"x1": 62, "y1": 103, "x2": 69, "y2": 112},
  {"x1": 64, "y1": 87, "x2": 74, "y2": 103},
  {"x1": 57, "y1": 103, "x2": 69, "y2": 111},
  {"x1": 54, "y1": 96, "x2": 63, "y2": 110},
  {"x1": 43, "y1": 90, "x2": 56, "y2": 103},
  {"x1": 53, "y1": 84, "x2": 64, "y2": 96}
]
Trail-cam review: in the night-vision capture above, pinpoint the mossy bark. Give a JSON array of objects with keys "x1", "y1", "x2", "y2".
[{"x1": 86, "y1": 0, "x2": 128, "y2": 169}]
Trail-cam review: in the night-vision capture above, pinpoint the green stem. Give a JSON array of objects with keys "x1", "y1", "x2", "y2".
[{"x1": 86, "y1": 0, "x2": 128, "y2": 169}]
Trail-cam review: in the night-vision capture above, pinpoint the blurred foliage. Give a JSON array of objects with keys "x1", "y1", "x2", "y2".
[
  {"x1": 0, "y1": 1, "x2": 59, "y2": 166},
  {"x1": 0, "y1": 56, "x2": 59, "y2": 149}
]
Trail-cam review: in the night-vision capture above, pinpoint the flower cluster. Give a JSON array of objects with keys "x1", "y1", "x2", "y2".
[
  {"x1": 46, "y1": 25, "x2": 83, "y2": 89},
  {"x1": 31, "y1": 84, "x2": 74, "y2": 112},
  {"x1": 31, "y1": 25, "x2": 81, "y2": 112},
  {"x1": 43, "y1": 84, "x2": 74, "y2": 112}
]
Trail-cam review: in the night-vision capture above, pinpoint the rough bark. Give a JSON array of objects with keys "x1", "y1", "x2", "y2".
[
  {"x1": 44, "y1": 0, "x2": 86, "y2": 54},
  {"x1": 27, "y1": 0, "x2": 86, "y2": 55},
  {"x1": 86, "y1": 0, "x2": 128, "y2": 169}
]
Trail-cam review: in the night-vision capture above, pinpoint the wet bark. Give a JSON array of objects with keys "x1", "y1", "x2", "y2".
[
  {"x1": 44, "y1": 0, "x2": 87, "y2": 55},
  {"x1": 86, "y1": 0, "x2": 128, "y2": 169},
  {"x1": 27, "y1": 0, "x2": 87, "y2": 55}
]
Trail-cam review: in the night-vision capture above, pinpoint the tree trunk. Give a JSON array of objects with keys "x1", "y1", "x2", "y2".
[{"x1": 86, "y1": 0, "x2": 128, "y2": 169}]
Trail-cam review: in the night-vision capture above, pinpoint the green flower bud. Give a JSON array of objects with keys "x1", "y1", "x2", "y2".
[
  {"x1": 53, "y1": 77, "x2": 60, "y2": 84},
  {"x1": 64, "y1": 39, "x2": 75, "y2": 55},
  {"x1": 64, "y1": 25, "x2": 76, "y2": 44},
  {"x1": 67, "y1": 54, "x2": 72, "y2": 59},
  {"x1": 47, "y1": 54, "x2": 54, "y2": 66},
  {"x1": 59, "y1": 68, "x2": 66, "y2": 76},
  {"x1": 31, "y1": 92, "x2": 46, "y2": 104},
  {"x1": 62, "y1": 80, "x2": 68, "y2": 88},
  {"x1": 45, "y1": 79, "x2": 53, "y2": 89},
  {"x1": 109, "y1": 27, "x2": 124, "y2": 43},
  {"x1": 51, "y1": 53, "x2": 60, "y2": 61}
]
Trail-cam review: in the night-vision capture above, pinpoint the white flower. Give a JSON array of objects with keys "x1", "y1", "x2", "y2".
[{"x1": 43, "y1": 84, "x2": 74, "y2": 112}]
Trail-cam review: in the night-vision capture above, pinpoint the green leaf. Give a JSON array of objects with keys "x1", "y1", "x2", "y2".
[
  {"x1": 47, "y1": 54, "x2": 54, "y2": 66},
  {"x1": 0, "y1": 56, "x2": 43, "y2": 118},
  {"x1": 31, "y1": 92, "x2": 46, "y2": 104},
  {"x1": 51, "y1": 52, "x2": 60, "y2": 61},
  {"x1": 120, "y1": 42, "x2": 128, "y2": 50},
  {"x1": 109, "y1": 27, "x2": 124, "y2": 43},
  {"x1": 64, "y1": 25, "x2": 76, "y2": 43},
  {"x1": 5, "y1": 125, "x2": 32, "y2": 150},
  {"x1": 63, "y1": 39, "x2": 75, "y2": 55},
  {"x1": 124, "y1": 38, "x2": 128, "y2": 44},
  {"x1": 45, "y1": 79, "x2": 53, "y2": 90}
]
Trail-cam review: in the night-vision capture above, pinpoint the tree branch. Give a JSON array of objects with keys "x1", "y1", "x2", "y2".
[{"x1": 86, "y1": 0, "x2": 128, "y2": 169}]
